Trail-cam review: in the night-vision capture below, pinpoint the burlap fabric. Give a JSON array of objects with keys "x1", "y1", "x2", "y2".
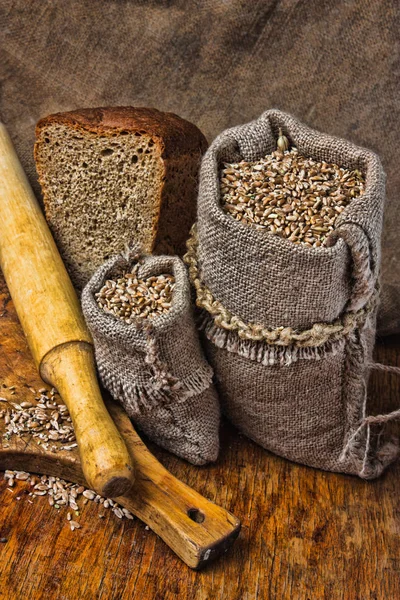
[
  {"x1": 185, "y1": 109, "x2": 399, "y2": 478},
  {"x1": 1, "y1": 0, "x2": 399, "y2": 335},
  {"x1": 81, "y1": 249, "x2": 220, "y2": 465}
]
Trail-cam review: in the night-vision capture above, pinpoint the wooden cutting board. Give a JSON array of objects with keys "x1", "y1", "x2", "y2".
[
  {"x1": 3, "y1": 275, "x2": 400, "y2": 598},
  {"x1": 0, "y1": 274, "x2": 240, "y2": 569}
]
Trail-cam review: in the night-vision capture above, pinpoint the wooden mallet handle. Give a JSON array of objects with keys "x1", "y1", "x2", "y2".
[{"x1": 0, "y1": 123, "x2": 135, "y2": 497}]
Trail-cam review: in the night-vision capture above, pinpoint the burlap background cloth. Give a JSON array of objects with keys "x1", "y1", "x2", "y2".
[{"x1": 1, "y1": 0, "x2": 399, "y2": 334}]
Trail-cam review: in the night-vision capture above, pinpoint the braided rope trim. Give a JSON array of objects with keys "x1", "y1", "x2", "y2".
[{"x1": 184, "y1": 224, "x2": 379, "y2": 348}]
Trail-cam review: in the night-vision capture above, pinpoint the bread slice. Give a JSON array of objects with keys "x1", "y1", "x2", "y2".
[{"x1": 34, "y1": 107, "x2": 208, "y2": 288}]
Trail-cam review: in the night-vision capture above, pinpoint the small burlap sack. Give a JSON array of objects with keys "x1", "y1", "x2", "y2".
[
  {"x1": 185, "y1": 108, "x2": 399, "y2": 478},
  {"x1": 82, "y1": 249, "x2": 220, "y2": 465}
]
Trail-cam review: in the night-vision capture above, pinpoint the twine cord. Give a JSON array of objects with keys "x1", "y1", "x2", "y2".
[
  {"x1": 184, "y1": 224, "x2": 378, "y2": 348},
  {"x1": 340, "y1": 362, "x2": 400, "y2": 470}
]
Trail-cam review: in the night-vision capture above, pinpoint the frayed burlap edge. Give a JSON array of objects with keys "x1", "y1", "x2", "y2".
[
  {"x1": 198, "y1": 311, "x2": 347, "y2": 366},
  {"x1": 96, "y1": 350, "x2": 214, "y2": 414}
]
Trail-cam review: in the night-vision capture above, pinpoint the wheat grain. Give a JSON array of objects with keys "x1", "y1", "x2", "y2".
[
  {"x1": 220, "y1": 148, "x2": 365, "y2": 248},
  {"x1": 96, "y1": 265, "x2": 175, "y2": 323},
  {"x1": 0, "y1": 386, "x2": 135, "y2": 528}
]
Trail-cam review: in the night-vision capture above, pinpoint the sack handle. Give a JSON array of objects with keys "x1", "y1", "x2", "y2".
[
  {"x1": 340, "y1": 362, "x2": 400, "y2": 476},
  {"x1": 327, "y1": 223, "x2": 377, "y2": 312}
]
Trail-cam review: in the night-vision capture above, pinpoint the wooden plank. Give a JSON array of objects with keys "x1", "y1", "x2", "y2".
[{"x1": 0, "y1": 272, "x2": 399, "y2": 598}]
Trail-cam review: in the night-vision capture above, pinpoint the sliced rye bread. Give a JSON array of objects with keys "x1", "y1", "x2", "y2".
[{"x1": 34, "y1": 107, "x2": 208, "y2": 288}]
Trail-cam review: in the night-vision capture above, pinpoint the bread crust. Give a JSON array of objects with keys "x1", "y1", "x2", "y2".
[{"x1": 35, "y1": 106, "x2": 208, "y2": 160}]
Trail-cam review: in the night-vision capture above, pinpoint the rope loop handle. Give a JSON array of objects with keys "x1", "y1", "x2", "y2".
[{"x1": 340, "y1": 362, "x2": 400, "y2": 475}]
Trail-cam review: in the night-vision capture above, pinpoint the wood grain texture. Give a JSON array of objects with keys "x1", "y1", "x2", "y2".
[{"x1": 0, "y1": 271, "x2": 400, "y2": 598}]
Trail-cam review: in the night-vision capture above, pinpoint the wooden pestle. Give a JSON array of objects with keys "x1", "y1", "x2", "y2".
[{"x1": 0, "y1": 122, "x2": 135, "y2": 497}]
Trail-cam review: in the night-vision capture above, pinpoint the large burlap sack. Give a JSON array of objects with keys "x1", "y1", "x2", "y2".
[
  {"x1": 82, "y1": 249, "x2": 220, "y2": 465},
  {"x1": 185, "y1": 108, "x2": 399, "y2": 478}
]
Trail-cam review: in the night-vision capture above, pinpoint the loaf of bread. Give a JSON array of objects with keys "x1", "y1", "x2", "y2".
[{"x1": 34, "y1": 107, "x2": 208, "y2": 288}]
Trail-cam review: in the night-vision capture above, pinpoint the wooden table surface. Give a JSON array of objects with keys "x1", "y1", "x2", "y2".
[{"x1": 0, "y1": 274, "x2": 400, "y2": 600}]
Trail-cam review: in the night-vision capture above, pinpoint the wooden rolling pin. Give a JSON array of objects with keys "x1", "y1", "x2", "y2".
[{"x1": 0, "y1": 122, "x2": 135, "y2": 498}]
